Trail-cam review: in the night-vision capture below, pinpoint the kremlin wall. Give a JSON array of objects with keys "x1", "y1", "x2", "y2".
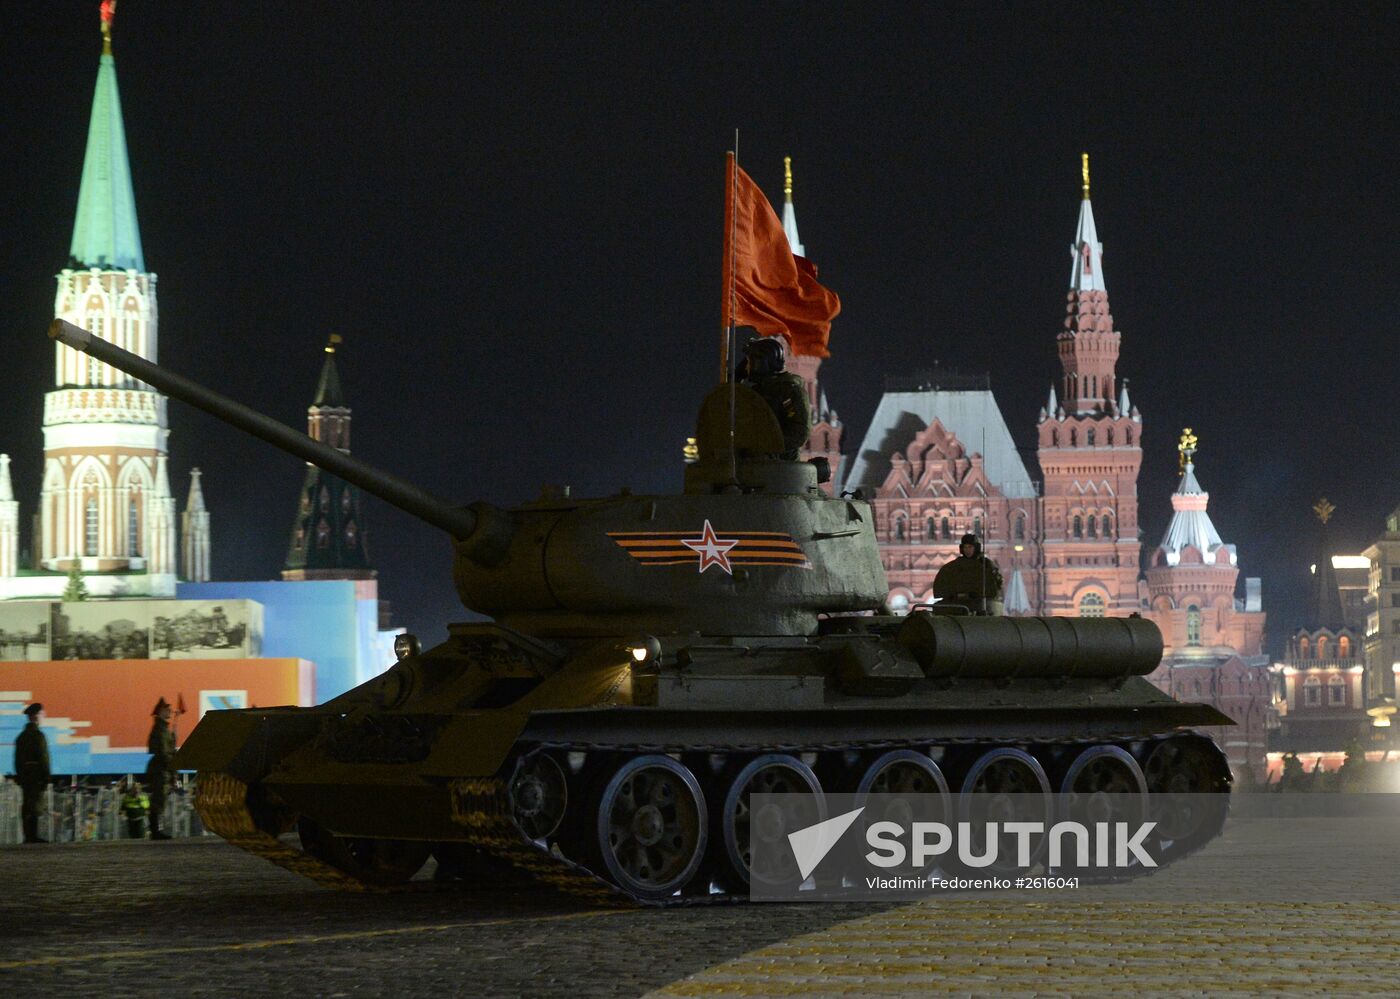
[{"x1": 4, "y1": 19, "x2": 1396, "y2": 787}]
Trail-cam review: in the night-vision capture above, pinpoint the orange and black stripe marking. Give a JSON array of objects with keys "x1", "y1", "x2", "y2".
[{"x1": 607, "y1": 526, "x2": 811, "y2": 570}]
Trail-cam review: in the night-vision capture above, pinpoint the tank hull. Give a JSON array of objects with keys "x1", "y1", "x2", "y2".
[{"x1": 184, "y1": 621, "x2": 1233, "y2": 904}]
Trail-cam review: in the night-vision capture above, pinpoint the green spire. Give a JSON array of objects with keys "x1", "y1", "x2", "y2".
[{"x1": 69, "y1": 47, "x2": 144, "y2": 271}]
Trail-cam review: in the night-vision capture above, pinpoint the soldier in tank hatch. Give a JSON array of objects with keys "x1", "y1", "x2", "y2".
[
  {"x1": 737, "y1": 336, "x2": 811, "y2": 461},
  {"x1": 933, "y1": 533, "x2": 1004, "y2": 610},
  {"x1": 145, "y1": 698, "x2": 176, "y2": 840},
  {"x1": 13, "y1": 702, "x2": 51, "y2": 843}
]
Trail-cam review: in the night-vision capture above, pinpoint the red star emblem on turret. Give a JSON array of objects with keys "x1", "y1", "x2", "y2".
[{"x1": 680, "y1": 520, "x2": 740, "y2": 575}]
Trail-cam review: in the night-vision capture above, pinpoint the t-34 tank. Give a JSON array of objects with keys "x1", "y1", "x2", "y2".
[{"x1": 49, "y1": 318, "x2": 1232, "y2": 903}]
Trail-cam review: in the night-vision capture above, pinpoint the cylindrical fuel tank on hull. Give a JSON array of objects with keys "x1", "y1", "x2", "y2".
[{"x1": 898, "y1": 612, "x2": 1163, "y2": 680}]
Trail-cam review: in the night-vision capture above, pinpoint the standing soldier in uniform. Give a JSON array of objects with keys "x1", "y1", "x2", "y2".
[
  {"x1": 13, "y1": 702, "x2": 51, "y2": 844},
  {"x1": 932, "y1": 533, "x2": 1004, "y2": 613},
  {"x1": 145, "y1": 698, "x2": 176, "y2": 840}
]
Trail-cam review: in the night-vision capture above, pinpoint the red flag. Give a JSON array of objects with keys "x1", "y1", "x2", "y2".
[{"x1": 722, "y1": 152, "x2": 840, "y2": 358}]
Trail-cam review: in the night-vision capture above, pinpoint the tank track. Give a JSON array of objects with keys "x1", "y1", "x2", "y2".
[
  {"x1": 447, "y1": 731, "x2": 1230, "y2": 907},
  {"x1": 197, "y1": 732, "x2": 1229, "y2": 906},
  {"x1": 195, "y1": 771, "x2": 387, "y2": 892}
]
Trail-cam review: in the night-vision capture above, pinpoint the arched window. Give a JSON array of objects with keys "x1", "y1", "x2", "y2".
[
  {"x1": 1082, "y1": 376, "x2": 1089, "y2": 398},
  {"x1": 1091, "y1": 375, "x2": 1098, "y2": 399},
  {"x1": 1078, "y1": 593, "x2": 1106, "y2": 618},
  {"x1": 1086, "y1": 428, "x2": 1096, "y2": 446},
  {"x1": 345, "y1": 521, "x2": 358, "y2": 548},
  {"x1": 1125, "y1": 427, "x2": 1134, "y2": 445},
  {"x1": 85, "y1": 495, "x2": 99, "y2": 557},
  {"x1": 319, "y1": 487, "x2": 330, "y2": 512},
  {"x1": 1051, "y1": 429, "x2": 1060, "y2": 447},
  {"x1": 1299, "y1": 636, "x2": 1310, "y2": 658},
  {"x1": 1106, "y1": 427, "x2": 1115, "y2": 446},
  {"x1": 316, "y1": 522, "x2": 331, "y2": 548},
  {"x1": 1013, "y1": 514, "x2": 1025, "y2": 541},
  {"x1": 1316, "y1": 636, "x2": 1329, "y2": 659},
  {"x1": 1303, "y1": 675, "x2": 1322, "y2": 707},
  {"x1": 1328, "y1": 676, "x2": 1346, "y2": 706},
  {"x1": 941, "y1": 517, "x2": 951, "y2": 540},
  {"x1": 1102, "y1": 515, "x2": 1113, "y2": 538},
  {"x1": 1073, "y1": 515, "x2": 1083, "y2": 538},
  {"x1": 127, "y1": 497, "x2": 141, "y2": 557},
  {"x1": 972, "y1": 516, "x2": 982, "y2": 538},
  {"x1": 1186, "y1": 605, "x2": 1202, "y2": 646},
  {"x1": 1087, "y1": 515, "x2": 1098, "y2": 538},
  {"x1": 1338, "y1": 636, "x2": 1351, "y2": 658},
  {"x1": 1070, "y1": 429, "x2": 1078, "y2": 447},
  {"x1": 894, "y1": 518, "x2": 906, "y2": 542},
  {"x1": 926, "y1": 516, "x2": 936, "y2": 541}
]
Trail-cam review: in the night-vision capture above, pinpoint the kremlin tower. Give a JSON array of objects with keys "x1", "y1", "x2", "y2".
[
  {"x1": 778, "y1": 159, "x2": 845, "y2": 494},
  {"x1": 282, "y1": 337, "x2": 375, "y2": 581},
  {"x1": 0, "y1": 2, "x2": 209, "y2": 599},
  {"x1": 1143, "y1": 430, "x2": 1270, "y2": 780},
  {"x1": 1035, "y1": 155, "x2": 1143, "y2": 616}
]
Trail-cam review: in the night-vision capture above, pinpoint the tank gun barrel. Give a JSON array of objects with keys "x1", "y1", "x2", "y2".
[{"x1": 47, "y1": 319, "x2": 478, "y2": 540}]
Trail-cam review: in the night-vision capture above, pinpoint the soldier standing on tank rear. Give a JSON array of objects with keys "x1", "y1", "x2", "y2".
[
  {"x1": 145, "y1": 698, "x2": 176, "y2": 840},
  {"x1": 932, "y1": 533, "x2": 1004, "y2": 608},
  {"x1": 14, "y1": 702, "x2": 51, "y2": 843}
]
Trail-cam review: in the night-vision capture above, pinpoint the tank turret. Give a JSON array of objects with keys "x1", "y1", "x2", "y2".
[
  {"x1": 47, "y1": 317, "x2": 1233, "y2": 905},
  {"x1": 49, "y1": 319, "x2": 886, "y2": 636}
]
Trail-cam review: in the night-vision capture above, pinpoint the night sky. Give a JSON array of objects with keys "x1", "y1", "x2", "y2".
[{"x1": 3, "y1": 3, "x2": 1398, "y2": 651}]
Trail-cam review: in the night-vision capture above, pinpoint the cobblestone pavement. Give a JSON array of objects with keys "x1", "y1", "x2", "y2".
[{"x1": 1, "y1": 816, "x2": 1397, "y2": 998}]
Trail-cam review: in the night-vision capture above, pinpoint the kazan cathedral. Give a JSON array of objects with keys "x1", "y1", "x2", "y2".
[{"x1": 783, "y1": 158, "x2": 1272, "y2": 782}]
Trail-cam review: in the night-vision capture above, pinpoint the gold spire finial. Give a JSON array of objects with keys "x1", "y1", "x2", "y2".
[
  {"x1": 1177, "y1": 427, "x2": 1198, "y2": 471},
  {"x1": 325, "y1": 333, "x2": 342, "y2": 354},
  {"x1": 783, "y1": 156, "x2": 793, "y2": 201},
  {"x1": 100, "y1": 1, "x2": 116, "y2": 55},
  {"x1": 1313, "y1": 498, "x2": 1336, "y2": 525},
  {"x1": 1081, "y1": 152, "x2": 1091, "y2": 200}
]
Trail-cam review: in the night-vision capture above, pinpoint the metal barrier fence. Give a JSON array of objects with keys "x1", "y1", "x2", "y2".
[{"x1": 0, "y1": 777, "x2": 210, "y2": 845}]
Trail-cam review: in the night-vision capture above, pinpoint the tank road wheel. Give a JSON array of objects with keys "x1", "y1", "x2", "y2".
[
  {"x1": 594, "y1": 755, "x2": 707, "y2": 902},
  {"x1": 958, "y1": 748, "x2": 1052, "y2": 874},
  {"x1": 509, "y1": 752, "x2": 569, "y2": 842},
  {"x1": 1056, "y1": 746, "x2": 1148, "y2": 877},
  {"x1": 297, "y1": 817, "x2": 431, "y2": 887},
  {"x1": 1143, "y1": 736, "x2": 1231, "y2": 851},
  {"x1": 1060, "y1": 745, "x2": 1148, "y2": 822},
  {"x1": 856, "y1": 750, "x2": 951, "y2": 877},
  {"x1": 721, "y1": 754, "x2": 826, "y2": 888}
]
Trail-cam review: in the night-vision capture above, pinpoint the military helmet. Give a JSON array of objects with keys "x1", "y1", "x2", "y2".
[{"x1": 738, "y1": 336, "x2": 786, "y2": 379}]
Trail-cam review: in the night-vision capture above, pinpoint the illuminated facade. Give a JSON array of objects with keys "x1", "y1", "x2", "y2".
[
  {"x1": 1361, "y1": 505, "x2": 1400, "y2": 701},
  {"x1": 1141, "y1": 431, "x2": 1270, "y2": 781},
  {"x1": 1268, "y1": 501, "x2": 1374, "y2": 773},
  {"x1": 0, "y1": 11, "x2": 208, "y2": 598},
  {"x1": 846, "y1": 157, "x2": 1140, "y2": 616}
]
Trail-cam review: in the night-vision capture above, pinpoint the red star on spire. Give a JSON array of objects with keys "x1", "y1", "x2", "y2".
[{"x1": 680, "y1": 520, "x2": 740, "y2": 575}]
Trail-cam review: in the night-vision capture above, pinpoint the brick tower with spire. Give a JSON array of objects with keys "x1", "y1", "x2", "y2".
[
  {"x1": 282, "y1": 337, "x2": 375, "y2": 581},
  {"x1": 777, "y1": 158, "x2": 845, "y2": 494},
  {"x1": 0, "y1": 3, "x2": 209, "y2": 598},
  {"x1": 1035, "y1": 155, "x2": 1143, "y2": 616}
]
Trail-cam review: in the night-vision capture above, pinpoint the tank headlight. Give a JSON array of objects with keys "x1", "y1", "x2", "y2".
[
  {"x1": 394, "y1": 633, "x2": 422, "y2": 661},
  {"x1": 627, "y1": 636, "x2": 662, "y2": 663}
]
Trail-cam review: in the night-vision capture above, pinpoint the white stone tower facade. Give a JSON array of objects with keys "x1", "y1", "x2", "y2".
[{"x1": 0, "y1": 5, "x2": 208, "y2": 598}]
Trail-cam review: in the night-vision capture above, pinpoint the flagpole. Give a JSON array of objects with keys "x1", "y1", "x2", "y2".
[{"x1": 727, "y1": 130, "x2": 740, "y2": 486}]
